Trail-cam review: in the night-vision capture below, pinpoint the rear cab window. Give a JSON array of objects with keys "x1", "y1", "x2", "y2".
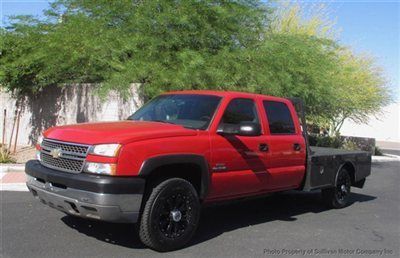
[{"x1": 263, "y1": 101, "x2": 296, "y2": 135}]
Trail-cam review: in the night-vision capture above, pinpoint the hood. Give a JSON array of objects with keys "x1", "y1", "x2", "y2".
[{"x1": 44, "y1": 121, "x2": 198, "y2": 145}]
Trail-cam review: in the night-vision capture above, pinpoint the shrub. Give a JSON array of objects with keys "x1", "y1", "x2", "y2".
[
  {"x1": 309, "y1": 134, "x2": 343, "y2": 148},
  {"x1": 0, "y1": 146, "x2": 15, "y2": 163},
  {"x1": 342, "y1": 140, "x2": 360, "y2": 151},
  {"x1": 374, "y1": 146, "x2": 383, "y2": 156}
]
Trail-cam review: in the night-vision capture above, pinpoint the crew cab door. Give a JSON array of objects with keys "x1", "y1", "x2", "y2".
[
  {"x1": 261, "y1": 100, "x2": 306, "y2": 190},
  {"x1": 208, "y1": 98, "x2": 268, "y2": 199}
]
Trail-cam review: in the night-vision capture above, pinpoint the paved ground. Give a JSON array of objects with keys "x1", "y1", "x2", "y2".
[
  {"x1": 381, "y1": 149, "x2": 400, "y2": 157},
  {"x1": 1, "y1": 161, "x2": 399, "y2": 258}
]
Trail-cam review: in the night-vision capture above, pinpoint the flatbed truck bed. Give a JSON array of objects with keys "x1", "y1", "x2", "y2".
[{"x1": 302, "y1": 147, "x2": 371, "y2": 191}]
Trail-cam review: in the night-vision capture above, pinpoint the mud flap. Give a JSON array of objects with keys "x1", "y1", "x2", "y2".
[{"x1": 353, "y1": 178, "x2": 366, "y2": 188}]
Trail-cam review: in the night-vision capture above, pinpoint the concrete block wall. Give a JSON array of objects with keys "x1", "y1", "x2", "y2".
[{"x1": 0, "y1": 84, "x2": 143, "y2": 146}]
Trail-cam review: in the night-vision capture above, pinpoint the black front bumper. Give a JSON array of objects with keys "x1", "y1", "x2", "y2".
[
  {"x1": 25, "y1": 160, "x2": 145, "y2": 223},
  {"x1": 25, "y1": 160, "x2": 145, "y2": 194}
]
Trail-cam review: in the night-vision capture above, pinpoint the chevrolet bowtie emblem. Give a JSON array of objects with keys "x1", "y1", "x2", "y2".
[{"x1": 50, "y1": 148, "x2": 63, "y2": 159}]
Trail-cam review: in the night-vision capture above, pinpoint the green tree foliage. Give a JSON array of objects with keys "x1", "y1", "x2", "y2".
[
  {"x1": 327, "y1": 49, "x2": 390, "y2": 134},
  {"x1": 269, "y1": 2, "x2": 391, "y2": 133},
  {"x1": 0, "y1": 1, "x2": 391, "y2": 130}
]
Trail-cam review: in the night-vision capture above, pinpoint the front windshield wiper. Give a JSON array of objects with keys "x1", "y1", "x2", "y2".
[
  {"x1": 152, "y1": 120, "x2": 197, "y2": 130},
  {"x1": 182, "y1": 125, "x2": 196, "y2": 130},
  {"x1": 152, "y1": 119, "x2": 178, "y2": 125}
]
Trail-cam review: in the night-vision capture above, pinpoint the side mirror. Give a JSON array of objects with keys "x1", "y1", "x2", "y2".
[{"x1": 217, "y1": 122, "x2": 261, "y2": 136}]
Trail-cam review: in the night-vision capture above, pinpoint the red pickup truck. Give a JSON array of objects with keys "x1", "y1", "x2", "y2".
[{"x1": 25, "y1": 90, "x2": 371, "y2": 251}]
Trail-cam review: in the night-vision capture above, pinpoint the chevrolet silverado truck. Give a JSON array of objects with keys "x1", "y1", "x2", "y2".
[{"x1": 25, "y1": 91, "x2": 371, "y2": 251}]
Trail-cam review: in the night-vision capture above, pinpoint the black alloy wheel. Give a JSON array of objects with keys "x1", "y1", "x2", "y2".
[
  {"x1": 322, "y1": 168, "x2": 352, "y2": 209},
  {"x1": 139, "y1": 178, "x2": 200, "y2": 252}
]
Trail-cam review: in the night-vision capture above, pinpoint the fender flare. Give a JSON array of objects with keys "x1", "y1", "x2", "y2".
[
  {"x1": 335, "y1": 160, "x2": 356, "y2": 185},
  {"x1": 139, "y1": 154, "x2": 210, "y2": 199}
]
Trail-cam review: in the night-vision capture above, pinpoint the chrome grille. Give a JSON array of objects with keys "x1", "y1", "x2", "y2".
[
  {"x1": 40, "y1": 139, "x2": 90, "y2": 173},
  {"x1": 40, "y1": 153, "x2": 85, "y2": 173},
  {"x1": 41, "y1": 139, "x2": 89, "y2": 155}
]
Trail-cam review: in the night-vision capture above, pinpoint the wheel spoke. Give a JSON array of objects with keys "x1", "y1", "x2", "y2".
[
  {"x1": 159, "y1": 218, "x2": 169, "y2": 231},
  {"x1": 166, "y1": 221, "x2": 173, "y2": 235},
  {"x1": 160, "y1": 207, "x2": 170, "y2": 216},
  {"x1": 166, "y1": 198, "x2": 174, "y2": 209},
  {"x1": 172, "y1": 222, "x2": 178, "y2": 235},
  {"x1": 175, "y1": 194, "x2": 184, "y2": 208}
]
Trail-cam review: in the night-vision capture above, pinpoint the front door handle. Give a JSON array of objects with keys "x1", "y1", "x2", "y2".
[
  {"x1": 259, "y1": 143, "x2": 269, "y2": 152},
  {"x1": 293, "y1": 143, "x2": 301, "y2": 151}
]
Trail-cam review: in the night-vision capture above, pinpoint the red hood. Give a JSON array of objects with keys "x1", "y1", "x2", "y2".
[{"x1": 44, "y1": 121, "x2": 198, "y2": 145}]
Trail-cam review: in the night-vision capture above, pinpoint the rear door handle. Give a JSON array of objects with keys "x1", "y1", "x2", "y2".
[
  {"x1": 293, "y1": 143, "x2": 301, "y2": 151},
  {"x1": 259, "y1": 143, "x2": 269, "y2": 152}
]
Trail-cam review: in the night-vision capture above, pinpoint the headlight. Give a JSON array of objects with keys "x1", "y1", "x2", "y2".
[
  {"x1": 89, "y1": 144, "x2": 121, "y2": 157},
  {"x1": 84, "y1": 162, "x2": 116, "y2": 175}
]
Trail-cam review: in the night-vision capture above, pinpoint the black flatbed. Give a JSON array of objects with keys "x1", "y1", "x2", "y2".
[{"x1": 302, "y1": 146, "x2": 371, "y2": 191}]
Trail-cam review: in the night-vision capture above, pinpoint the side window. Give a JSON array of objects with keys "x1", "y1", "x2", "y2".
[
  {"x1": 263, "y1": 101, "x2": 295, "y2": 134},
  {"x1": 220, "y1": 98, "x2": 259, "y2": 125}
]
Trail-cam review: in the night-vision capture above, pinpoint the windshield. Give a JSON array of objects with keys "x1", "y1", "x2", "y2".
[{"x1": 129, "y1": 94, "x2": 221, "y2": 130}]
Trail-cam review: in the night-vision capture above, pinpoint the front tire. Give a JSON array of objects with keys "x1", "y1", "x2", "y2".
[
  {"x1": 322, "y1": 168, "x2": 352, "y2": 209},
  {"x1": 139, "y1": 178, "x2": 200, "y2": 252}
]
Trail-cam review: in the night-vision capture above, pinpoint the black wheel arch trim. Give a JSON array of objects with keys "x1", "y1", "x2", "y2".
[
  {"x1": 335, "y1": 161, "x2": 356, "y2": 185},
  {"x1": 139, "y1": 154, "x2": 210, "y2": 199}
]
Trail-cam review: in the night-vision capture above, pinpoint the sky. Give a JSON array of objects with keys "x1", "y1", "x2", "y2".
[
  {"x1": 330, "y1": 1, "x2": 400, "y2": 101},
  {"x1": 1, "y1": 0, "x2": 399, "y2": 101}
]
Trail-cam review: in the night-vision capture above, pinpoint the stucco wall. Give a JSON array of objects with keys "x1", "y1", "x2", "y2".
[
  {"x1": 340, "y1": 103, "x2": 400, "y2": 143},
  {"x1": 0, "y1": 84, "x2": 143, "y2": 146}
]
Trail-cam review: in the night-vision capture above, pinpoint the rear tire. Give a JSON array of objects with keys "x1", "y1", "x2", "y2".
[
  {"x1": 322, "y1": 168, "x2": 351, "y2": 209},
  {"x1": 139, "y1": 178, "x2": 200, "y2": 252}
]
